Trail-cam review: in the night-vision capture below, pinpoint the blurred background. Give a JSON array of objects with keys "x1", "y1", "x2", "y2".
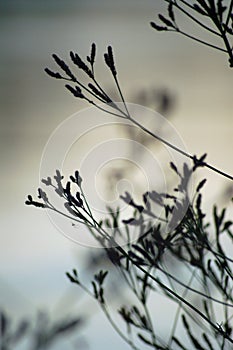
[{"x1": 0, "y1": 0, "x2": 232, "y2": 349}]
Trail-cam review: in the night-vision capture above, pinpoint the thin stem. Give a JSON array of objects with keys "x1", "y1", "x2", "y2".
[
  {"x1": 129, "y1": 263, "x2": 158, "y2": 348},
  {"x1": 72, "y1": 78, "x2": 107, "y2": 104},
  {"x1": 165, "y1": 0, "x2": 221, "y2": 36},
  {"x1": 78, "y1": 278, "x2": 140, "y2": 350},
  {"x1": 110, "y1": 258, "x2": 159, "y2": 348},
  {"x1": 129, "y1": 115, "x2": 192, "y2": 157},
  {"x1": 165, "y1": 0, "x2": 233, "y2": 65},
  {"x1": 92, "y1": 75, "x2": 127, "y2": 114},
  {"x1": 219, "y1": 27, "x2": 233, "y2": 65},
  {"x1": 177, "y1": 0, "x2": 197, "y2": 11},
  {"x1": 161, "y1": 261, "x2": 177, "y2": 294},
  {"x1": 102, "y1": 304, "x2": 141, "y2": 350},
  {"x1": 129, "y1": 115, "x2": 233, "y2": 181},
  {"x1": 143, "y1": 299, "x2": 157, "y2": 348},
  {"x1": 209, "y1": 250, "x2": 233, "y2": 290},
  {"x1": 47, "y1": 205, "x2": 88, "y2": 226},
  {"x1": 135, "y1": 263, "x2": 233, "y2": 343},
  {"x1": 113, "y1": 75, "x2": 130, "y2": 117},
  {"x1": 204, "y1": 3, "x2": 233, "y2": 66},
  {"x1": 168, "y1": 268, "x2": 196, "y2": 347},
  {"x1": 176, "y1": 28, "x2": 227, "y2": 52},
  {"x1": 120, "y1": 266, "x2": 137, "y2": 293},
  {"x1": 224, "y1": 0, "x2": 233, "y2": 34},
  {"x1": 209, "y1": 248, "x2": 233, "y2": 264},
  {"x1": 156, "y1": 263, "x2": 233, "y2": 307},
  {"x1": 88, "y1": 100, "x2": 127, "y2": 119},
  {"x1": 80, "y1": 186, "x2": 93, "y2": 218},
  {"x1": 92, "y1": 76, "x2": 113, "y2": 102},
  {"x1": 126, "y1": 267, "x2": 139, "y2": 295}
]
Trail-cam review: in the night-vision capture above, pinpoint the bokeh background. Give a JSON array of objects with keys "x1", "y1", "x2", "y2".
[{"x1": 1, "y1": 0, "x2": 232, "y2": 349}]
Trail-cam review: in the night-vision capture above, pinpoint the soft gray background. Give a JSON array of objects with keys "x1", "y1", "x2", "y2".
[{"x1": 1, "y1": 0, "x2": 232, "y2": 349}]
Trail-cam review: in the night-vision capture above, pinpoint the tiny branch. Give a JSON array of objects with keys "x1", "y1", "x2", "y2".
[{"x1": 176, "y1": 28, "x2": 227, "y2": 52}]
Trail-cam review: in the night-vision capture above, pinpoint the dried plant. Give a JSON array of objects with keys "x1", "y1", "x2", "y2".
[
  {"x1": 151, "y1": 0, "x2": 233, "y2": 68},
  {"x1": 26, "y1": 1, "x2": 233, "y2": 349},
  {"x1": 26, "y1": 158, "x2": 233, "y2": 349}
]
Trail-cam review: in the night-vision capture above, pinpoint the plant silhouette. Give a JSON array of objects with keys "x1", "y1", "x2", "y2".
[{"x1": 27, "y1": 1, "x2": 233, "y2": 349}]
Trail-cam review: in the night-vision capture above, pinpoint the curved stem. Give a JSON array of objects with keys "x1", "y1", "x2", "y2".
[
  {"x1": 78, "y1": 277, "x2": 141, "y2": 350},
  {"x1": 113, "y1": 75, "x2": 130, "y2": 117},
  {"x1": 165, "y1": 0, "x2": 221, "y2": 36},
  {"x1": 135, "y1": 262, "x2": 233, "y2": 343},
  {"x1": 72, "y1": 78, "x2": 107, "y2": 104},
  {"x1": 168, "y1": 268, "x2": 196, "y2": 347},
  {"x1": 157, "y1": 263, "x2": 233, "y2": 307},
  {"x1": 143, "y1": 296, "x2": 158, "y2": 348},
  {"x1": 224, "y1": 0, "x2": 233, "y2": 34},
  {"x1": 219, "y1": 27, "x2": 233, "y2": 65},
  {"x1": 177, "y1": 0, "x2": 197, "y2": 11},
  {"x1": 129, "y1": 115, "x2": 233, "y2": 181},
  {"x1": 88, "y1": 100, "x2": 127, "y2": 119},
  {"x1": 102, "y1": 304, "x2": 141, "y2": 350},
  {"x1": 92, "y1": 76, "x2": 113, "y2": 102},
  {"x1": 176, "y1": 29, "x2": 227, "y2": 52}
]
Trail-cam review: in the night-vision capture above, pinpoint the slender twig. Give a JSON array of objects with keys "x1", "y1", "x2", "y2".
[
  {"x1": 219, "y1": 27, "x2": 233, "y2": 64},
  {"x1": 134, "y1": 264, "x2": 158, "y2": 348},
  {"x1": 175, "y1": 28, "x2": 227, "y2": 52},
  {"x1": 224, "y1": 0, "x2": 233, "y2": 34},
  {"x1": 92, "y1": 76, "x2": 113, "y2": 102},
  {"x1": 135, "y1": 262, "x2": 233, "y2": 343},
  {"x1": 112, "y1": 74, "x2": 130, "y2": 117},
  {"x1": 48, "y1": 205, "x2": 90, "y2": 227},
  {"x1": 88, "y1": 100, "x2": 128, "y2": 119},
  {"x1": 156, "y1": 263, "x2": 233, "y2": 307},
  {"x1": 165, "y1": 0, "x2": 221, "y2": 36},
  {"x1": 79, "y1": 186, "x2": 93, "y2": 218},
  {"x1": 73, "y1": 78, "x2": 107, "y2": 104},
  {"x1": 178, "y1": 0, "x2": 197, "y2": 11},
  {"x1": 102, "y1": 303, "x2": 141, "y2": 350},
  {"x1": 128, "y1": 115, "x2": 233, "y2": 181},
  {"x1": 77, "y1": 279, "x2": 141, "y2": 350},
  {"x1": 142, "y1": 302, "x2": 157, "y2": 348},
  {"x1": 168, "y1": 268, "x2": 196, "y2": 347}
]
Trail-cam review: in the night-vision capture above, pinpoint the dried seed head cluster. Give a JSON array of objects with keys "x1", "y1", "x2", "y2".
[{"x1": 151, "y1": 0, "x2": 233, "y2": 67}]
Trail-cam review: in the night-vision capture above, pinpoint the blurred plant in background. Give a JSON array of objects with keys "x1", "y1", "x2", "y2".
[{"x1": 0, "y1": 310, "x2": 84, "y2": 350}]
